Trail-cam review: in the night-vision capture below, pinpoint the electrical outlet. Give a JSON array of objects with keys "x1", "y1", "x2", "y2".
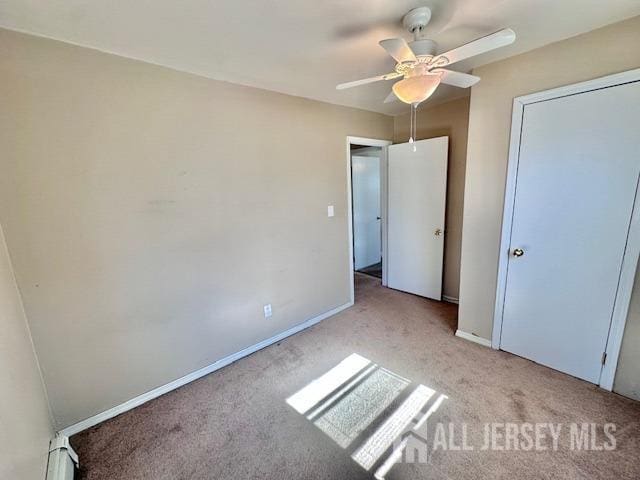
[
  {"x1": 327, "y1": 205, "x2": 334, "y2": 217},
  {"x1": 263, "y1": 304, "x2": 272, "y2": 318}
]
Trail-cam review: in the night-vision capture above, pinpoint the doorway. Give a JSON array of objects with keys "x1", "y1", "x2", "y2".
[
  {"x1": 346, "y1": 137, "x2": 391, "y2": 303},
  {"x1": 346, "y1": 136, "x2": 449, "y2": 304},
  {"x1": 351, "y1": 145, "x2": 383, "y2": 280}
]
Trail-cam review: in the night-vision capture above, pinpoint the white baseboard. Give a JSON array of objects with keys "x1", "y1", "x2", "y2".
[
  {"x1": 59, "y1": 301, "x2": 353, "y2": 437},
  {"x1": 442, "y1": 295, "x2": 459, "y2": 304},
  {"x1": 455, "y1": 329, "x2": 491, "y2": 348}
]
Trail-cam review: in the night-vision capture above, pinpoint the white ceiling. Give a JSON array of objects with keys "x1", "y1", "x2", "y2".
[{"x1": 1, "y1": 0, "x2": 639, "y2": 115}]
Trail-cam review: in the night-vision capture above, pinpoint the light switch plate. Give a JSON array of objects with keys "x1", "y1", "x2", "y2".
[
  {"x1": 264, "y1": 304, "x2": 272, "y2": 318},
  {"x1": 327, "y1": 205, "x2": 334, "y2": 217}
]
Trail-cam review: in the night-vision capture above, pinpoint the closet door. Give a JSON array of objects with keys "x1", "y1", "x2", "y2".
[{"x1": 500, "y1": 81, "x2": 640, "y2": 383}]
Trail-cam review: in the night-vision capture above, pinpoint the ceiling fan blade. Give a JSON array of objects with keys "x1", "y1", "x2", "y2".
[
  {"x1": 336, "y1": 72, "x2": 401, "y2": 90},
  {"x1": 379, "y1": 38, "x2": 417, "y2": 63},
  {"x1": 434, "y1": 28, "x2": 516, "y2": 67},
  {"x1": 384, "y1": 91, "x2": 398, "y2": 103},
  {"x1": 435, "y1": 69, "x2": 481, "y2": 88}
]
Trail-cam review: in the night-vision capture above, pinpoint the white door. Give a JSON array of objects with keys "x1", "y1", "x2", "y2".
[
  {"x1": 500, "y1": 81, "x2": 640, "y2": 383},
  {"x1": 387, "y1": 137, "x2": 448, "y2": 300},
  {"x1": 352, "y1": 154, "x2": 382, "y2": 270}
]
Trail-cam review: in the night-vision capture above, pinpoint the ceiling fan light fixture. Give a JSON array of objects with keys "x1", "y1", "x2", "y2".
[{"x1": 392, "y1": 72, "x2": 442, "y2": 105}]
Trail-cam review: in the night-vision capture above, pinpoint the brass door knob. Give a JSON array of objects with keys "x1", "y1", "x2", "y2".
[
  {"x1": 435, "y1": 228, "x2": 443, "y2": 236},
  {"x1": 512, "y1": 248, "x2": 524, "y2": 257}
]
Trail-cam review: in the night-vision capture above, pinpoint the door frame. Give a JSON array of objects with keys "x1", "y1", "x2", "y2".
[
  {"x1": 492, "y1": 68, "x2": 640, "y2": 390},
  {"x1": 346, "y1": 136, "x2": 392, "y2": 303}
]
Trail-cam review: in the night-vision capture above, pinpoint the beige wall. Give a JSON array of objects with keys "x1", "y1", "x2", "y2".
[
  {"x1": 394, "y1": 97, "x2": 470, "y2": 301},
  {"x1": 458, "y1": 16, "x2": 640, "y2": 398},
  {"x1": 0, "y1": 28, "x2": 393, "y2": 428},
  {"x1": 0, "y1": 225, "x2": 53, "y2": 479},
  {"x1": 616, "y1": 268, "x2": 640, "y2": 400}
]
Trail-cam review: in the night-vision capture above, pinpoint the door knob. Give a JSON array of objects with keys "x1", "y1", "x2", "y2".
[
  {"x1": 434, "y1": 228, "x2": 443, "y2": 236},
  {"x1": 512, "y1": 248, "x2": 524, "y2": 257}
]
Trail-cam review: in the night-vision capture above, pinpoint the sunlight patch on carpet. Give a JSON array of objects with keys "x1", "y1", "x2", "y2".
[{"x1": 286, "y1": 353, "x2": 447, "y2": 479}]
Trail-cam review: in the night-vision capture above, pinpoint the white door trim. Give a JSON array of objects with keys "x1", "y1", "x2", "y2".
[
  {"x1": 492, "y1": 68, "x2": 640, "y2": 391},
  {"x1": 346, "y1": 136, "x2": 392, "y2": 301}
]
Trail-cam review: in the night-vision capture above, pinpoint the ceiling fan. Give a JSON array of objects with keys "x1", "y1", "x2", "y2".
[{"x1": 336, "y1": 7, "x2": 516, "y2": 106}]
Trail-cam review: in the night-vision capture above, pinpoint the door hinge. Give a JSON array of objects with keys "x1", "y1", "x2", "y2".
[{"x1": 601, "y1": 352, "x2": 607, "y2": 365}]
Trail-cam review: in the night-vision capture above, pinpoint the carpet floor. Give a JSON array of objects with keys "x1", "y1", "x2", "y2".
[{"x1": 71, "y1": 274, "x2": 640, "y2": 479}]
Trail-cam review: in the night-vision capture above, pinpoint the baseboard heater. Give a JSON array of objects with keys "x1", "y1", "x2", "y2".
[{"x1": 46, "y1": 435, "x2": 79, "y2": 480}]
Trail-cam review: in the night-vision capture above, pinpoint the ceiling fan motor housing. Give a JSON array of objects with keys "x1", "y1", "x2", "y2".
[
  {"x1": 409, "y1": 38, "x2": 438, "y2": 57},
  {"x1": 403, "y1": 7, "x2": 437, "y2": 57}
]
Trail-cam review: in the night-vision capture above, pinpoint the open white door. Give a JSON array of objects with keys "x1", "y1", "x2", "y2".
[{"x1": 387, "y1": 137, "x2": 448, "y2": 300}]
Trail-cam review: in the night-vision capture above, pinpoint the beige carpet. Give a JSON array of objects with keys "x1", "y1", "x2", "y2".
[{"x1": 71, "y1": 274, "x2": 640, "y2": 479}]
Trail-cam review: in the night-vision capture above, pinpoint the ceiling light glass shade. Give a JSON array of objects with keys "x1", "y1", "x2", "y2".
[{"x1": 392, "y1": 73, "x2": 442, "y2": 105}]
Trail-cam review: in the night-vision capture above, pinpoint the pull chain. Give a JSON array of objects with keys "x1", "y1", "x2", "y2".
[
  {"x1": 409, "y1": 103, "x2": 414, "y2": 144},
  {"x1": 409, "y1": 103, "x2": 418, "y2": 152}
]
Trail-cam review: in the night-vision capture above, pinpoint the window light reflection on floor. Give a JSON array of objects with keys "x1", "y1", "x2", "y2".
[
  {"x1": 286, "y1": 353, "x2": 448, "y2": 478},
  {"x1": 287, "y1": 353, "x2": 370, "y2": 415},
  {"x1": 373, "y1": 393, "x2": 448, "y2": 479},
  {"x1": 315, "y1": 366, "x2": 409, "y2": 448}
]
